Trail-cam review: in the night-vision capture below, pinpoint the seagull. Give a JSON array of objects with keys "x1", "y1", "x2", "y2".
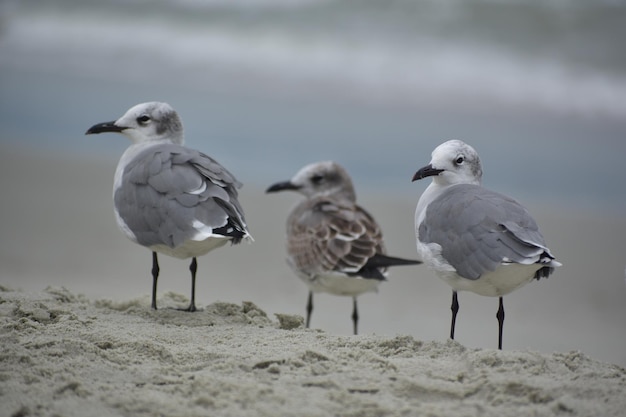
[
  {"x1": 412, "y1": 140, "x2": 561, "y2": 349},
  {"x1": 267, "y1": 161, "x2": 420, "y2": 334},
  {"x1": 85, "y1": 102, "x2": 252, "y2": 312}
]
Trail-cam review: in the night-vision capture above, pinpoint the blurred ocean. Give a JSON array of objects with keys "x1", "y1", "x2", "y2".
[{"x1": 1, "y1": 0, "x2": 625, "y2": 208}]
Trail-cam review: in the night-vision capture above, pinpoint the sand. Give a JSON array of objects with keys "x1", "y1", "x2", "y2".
[
  {"x1": 2, "y1": 144, "x2": 626, "y2": 364},
  {"x1": 1, "y1": 144, "x2": 626, "y2": 416},
  {"x1": 1, "y1": 286, "x2": 625, "y2": 417}
]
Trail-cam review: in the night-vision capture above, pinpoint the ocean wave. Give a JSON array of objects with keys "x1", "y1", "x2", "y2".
[{"x1": 2, "y1": 2, "x2": 626, "y2": 118}]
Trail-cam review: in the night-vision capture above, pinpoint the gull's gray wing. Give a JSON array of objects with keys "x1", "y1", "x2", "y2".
[
  {"x1": 419, "y1": 184, "x2": 556, "y2": 280},
  {"x1": 115, "y1": 143, "x2": 248, "y2": 248},
  {"x1": 286, "y1": 198, "x2": 387, "y2": 280}
]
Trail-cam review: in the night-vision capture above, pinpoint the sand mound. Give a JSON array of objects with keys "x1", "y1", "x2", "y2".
[{"x1": 1, "y1": 287, "x2": 624, "y2": 417}]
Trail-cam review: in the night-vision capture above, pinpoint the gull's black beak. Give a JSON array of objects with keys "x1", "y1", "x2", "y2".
[
  {"x1": 266, "y1": 181, "x2": 300, "y2": 193},
  {"x1": 412, "y1": 164, "x2": 445, "y2": 182},
  {"x1": 85, "y1": 121, "x2": 125, "y2": 135}
]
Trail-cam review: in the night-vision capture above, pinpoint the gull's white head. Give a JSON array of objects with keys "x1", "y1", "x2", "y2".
[
  {"x1": 266, "y1": 161, "x2": 357, "y2": 202},
  {"x1": 86, "y1": 101, "x2": 184, "y2": 145},
  {"x1": 412, "y1": 140, "x2": 482, "y2": 187}
]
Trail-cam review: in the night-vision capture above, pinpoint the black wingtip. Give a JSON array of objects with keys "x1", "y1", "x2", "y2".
[{"x1": 364, "y1": 253, "x2": 422, "y2": 269}]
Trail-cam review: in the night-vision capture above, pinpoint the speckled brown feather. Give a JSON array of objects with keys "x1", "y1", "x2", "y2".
[{"x1": 286, "y1": 197, "x2": 385, "y2": 278}]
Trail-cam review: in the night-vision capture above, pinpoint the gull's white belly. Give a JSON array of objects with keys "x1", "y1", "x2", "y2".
[
  {"x1": 417, "y1": 239, "x2": 539, "y2": 297},
  {"x1": 149, "y1": 236, "x2": 230, "y2": 259},
  {"x1": 294, "y1": 269, "x2": 381, "y2": 296},
  {"x1": 438, "y1": 263, "x2": 539, "y2": 297}
]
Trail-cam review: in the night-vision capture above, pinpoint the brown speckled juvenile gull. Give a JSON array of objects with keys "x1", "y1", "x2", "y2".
[
  {"x1": 86, "y1": 102, "x2": 252, "y2": 312},
  {"x1": 267, "y1": 161, "x2": 420, "y2": 335},
  {"x1": 412, "y1": 140, "x2": 561, "y2": 349}
]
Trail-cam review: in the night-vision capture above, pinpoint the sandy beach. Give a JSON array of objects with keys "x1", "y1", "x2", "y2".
[
  {"x1": 2, "y1": 144, "x2": 625, "y2": 360},
  {"x1": 2, "y1": 2, "x2": 626, "y2": 415},
  {"x1": 2, "y1": 286, "x2": 625, "y2": 417},
  {"x1": 1, "y1": 144, "x2": 626, "y2": 416}
]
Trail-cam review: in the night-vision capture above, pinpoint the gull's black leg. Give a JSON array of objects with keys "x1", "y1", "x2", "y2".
[
  {"x1": 351, "y1": 297, "x2": 359, "y2": 335},
  {"x1": 497, "y1": 296, "x2": 505, "y2": 350},
  {"x1": 151, "y1": 252, "x2": 159, "y2": 310},
  {"x1": 450, "y1": 291, "x2": 459, "y2": 340},
  {"x1": 185, "y1": 257, "x2": 198, "y2": 312},
  {"x1": 305, "y1": 291, "x2": 313, "y2": 328}
]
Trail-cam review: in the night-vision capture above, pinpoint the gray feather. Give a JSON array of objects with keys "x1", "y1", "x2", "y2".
[
  {"x1": 114, "y1": 143, "x2": 248, "y2": 249},
  {"x1": 419, "y1": 184, "x2": 551, "y2": 280}
]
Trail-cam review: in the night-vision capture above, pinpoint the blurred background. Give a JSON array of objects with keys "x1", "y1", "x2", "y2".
[{"x1": 1, "y1": 0, "x2": 625, "y2": 365}]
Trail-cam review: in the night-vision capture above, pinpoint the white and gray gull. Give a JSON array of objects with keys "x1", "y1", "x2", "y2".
[
  {"x1": 412, "y1": 140, "x2": 561, "y2": 349},
  {"x1": 86, "y1": 102, "x2": 252, "y2": 311},
  {"x1": 267, "y1": 161, "x2": 420, "y2": 335}
]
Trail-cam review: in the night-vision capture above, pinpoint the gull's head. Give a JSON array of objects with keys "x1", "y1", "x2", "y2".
[
  {"x1": 412, "y1": 140, "x2": 482, "y2": 186},
  {"x1": 85, "y1": 102, "x2": 184, "y2": 145},
  {"x1": 266, "y1": 161, "x2": 356, "y2": 202}
]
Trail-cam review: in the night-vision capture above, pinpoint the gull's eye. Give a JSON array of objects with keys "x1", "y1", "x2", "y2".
[
  {"x1": 454, "y1": 155, "x2": 465, "y2": 165},
  {"x1": 311, "y1": 174, "x2": 324, "y2": 185},
  {"x1": 137, "y1": 115, "x2": 151, "y2": 125}
]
